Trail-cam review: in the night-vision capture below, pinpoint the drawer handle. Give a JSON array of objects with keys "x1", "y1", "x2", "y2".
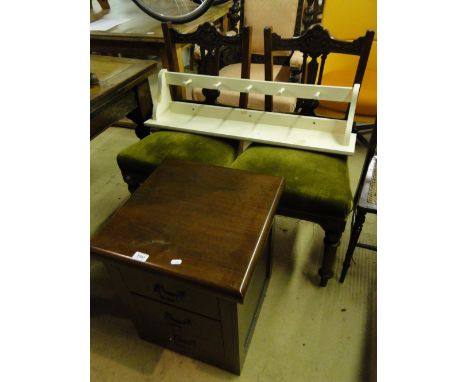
[
  {"x1": 154, "y1": 284, "x2": 185, "y2": 302},
  {"x1": 168, "y1": 334, "x2": 196, "y2": 347},
  {"x1": 164, "y1": 312, "x2": 191, "y2": 328}
]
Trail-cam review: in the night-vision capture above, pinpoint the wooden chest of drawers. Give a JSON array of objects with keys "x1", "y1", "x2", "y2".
[{"x1": 91, "y1": 160, "x2": 284, "y2": 374}]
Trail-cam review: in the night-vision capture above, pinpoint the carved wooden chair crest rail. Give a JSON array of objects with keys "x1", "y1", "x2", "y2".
[
  {"x1": 264, "y1": 23, "x2": 374, "y2": 117},
  {"x1": 162, "y1": 21, "x2": 252, "y2": 107}
]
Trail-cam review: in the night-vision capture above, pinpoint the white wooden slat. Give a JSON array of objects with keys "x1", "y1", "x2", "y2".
[
  {"x1": 169, "y1": 102, "x2": 347, "y2": 133},
  {"x1": 344, "y1": 84, "x2": 360, "y2": 146},
  {"x1": 146, "y1": 114, "x2": 356, "y2": 155},
  {"x1": 165, "y1": 71, "x2": 353, "y2": 102},
  {"x1": 154, "y1": 67, "x2": 170, "y2": 119},
  {"x1": 145, "y1": 102, "x2": 356, "y2": 155}
]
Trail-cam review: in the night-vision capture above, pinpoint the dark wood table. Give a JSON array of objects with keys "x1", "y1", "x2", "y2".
[
  {"x1": 90, "y1": 54, "x2": 157, "y2": 140},
  {"x1": 91, "y1": 160, "x2": 284, "y2": 374},
  {"x1": 90, "y1": 0, "x2": 232, "y2": 65}
]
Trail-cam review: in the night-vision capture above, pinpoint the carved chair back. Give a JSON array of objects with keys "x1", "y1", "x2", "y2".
[
  {"x1": 302, "y1": 0, "x2": 325, "y2": 27},
  {"x1": 263, "y1": 23, "x2": 374, "y2": 116},
  {"x1": 162, "y1": 22, "x2": 252, "y2": 107}
]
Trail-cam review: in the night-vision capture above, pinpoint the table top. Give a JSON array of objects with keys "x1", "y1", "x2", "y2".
[
  {"x1": 91, "y1": 160, "x2": 284, "y2": 302},
  {"x1": 90, "y1": 54, "x2": 157, "y2": 114},
  {"x1": 90, "y1": 0, "x2": 232, "y2": 41}
]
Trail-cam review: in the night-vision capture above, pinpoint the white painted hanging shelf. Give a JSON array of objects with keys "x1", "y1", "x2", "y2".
[{"x1": 145, "y1": 70, "x2": 360, "y2": 155}]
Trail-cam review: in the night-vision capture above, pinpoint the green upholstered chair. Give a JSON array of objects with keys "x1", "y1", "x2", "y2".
[
  {"x1": 118, "y1": 131, "x2": 239, "y2": 192},
  {"x1": 231, "y1": 24, "x2": 374, "y2": 286},
  {"x1": 117, "y1": 23, "x2": 252, "y2": 192}
]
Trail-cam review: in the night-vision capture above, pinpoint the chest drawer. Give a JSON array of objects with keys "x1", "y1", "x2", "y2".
[
  {"x1": 118, "y1": 265, "x2": 220, "y2": 319},
  {"x1": 131, "y1": 294, "x2": 225, "y2": 363}
]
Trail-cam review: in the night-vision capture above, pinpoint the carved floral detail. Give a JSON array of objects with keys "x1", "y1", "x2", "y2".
[
  {"x1": 272, "y1": 24, "x2": 369, "y2": 59},
  {"x1": 172, "y1": 22, "x2": 241, "y2": 51}
]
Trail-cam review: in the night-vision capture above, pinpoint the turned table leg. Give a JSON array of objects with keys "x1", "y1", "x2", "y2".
[{"x1": 127, "y1": 81, "x2": 153, "y2": 139}]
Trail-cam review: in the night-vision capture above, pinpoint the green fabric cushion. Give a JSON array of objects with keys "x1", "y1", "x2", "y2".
[
  {"x1": 231, "y1": 144, "x2": 353, "y2": 218},
  {"x1": 117, "y1": 131, "x2": 238, "y2": 177}
]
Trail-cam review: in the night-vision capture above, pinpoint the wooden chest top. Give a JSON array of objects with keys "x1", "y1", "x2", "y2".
[{"x1": 91, "y1": 160, "x2": 284, "y2": 302}]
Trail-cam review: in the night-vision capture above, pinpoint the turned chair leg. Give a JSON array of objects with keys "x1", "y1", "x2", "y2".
[
  {"x1": 339, "y1": 208, "x2": 366, "y2": 283},
  {"x1": 319, "y1": 230, "x2": 342, "y2": 287}
]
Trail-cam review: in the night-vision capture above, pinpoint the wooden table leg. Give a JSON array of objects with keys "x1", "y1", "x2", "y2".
[{"x1": 127, "y1": 81, "x2": 153, "y2": 139}]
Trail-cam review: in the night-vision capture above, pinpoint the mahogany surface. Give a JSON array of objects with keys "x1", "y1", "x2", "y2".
[
  {"x1": 91, "y1": 159, "x2": 284, "y2": 302},
  {"x1": 90, "y1": 54, "x2": 156, "y2": 139},
  {"x1": 91, "y1": 160, "x2": 284, "y2": 373}
]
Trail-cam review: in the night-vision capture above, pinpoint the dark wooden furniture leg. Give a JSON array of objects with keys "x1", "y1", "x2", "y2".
[
  {"x1": 124, "y1": 176, "x2": 140, "y2": 193},
  {"x1": 227, "y1": 0, "x2": 241, "y2": 33},
  {"x1": 96, "y1": 0, "x2": 110, "y2": 9},
  {"x1": 127, "y1": 81, "x2": 153, "y2": 139},
  {"x1": 319, "y1": 230, "x2": 342, "y2": 286},
  {"x1": 91, "y1": 56, "x2": 156, "y2": 140},
  {"x1": 339, "y1": 208, "x2": 366, "y2": 283}
]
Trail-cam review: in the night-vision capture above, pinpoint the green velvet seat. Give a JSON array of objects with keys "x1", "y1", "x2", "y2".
[
  {"x1": 231, "y1": 144, "x2": 353, "y2": 219},
  {"x1": 117, "y1": 131, "x2": 238, "y2": 192},
  {"x1": 231, "y1": 143, "x2": 354, "y2": 287}
]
